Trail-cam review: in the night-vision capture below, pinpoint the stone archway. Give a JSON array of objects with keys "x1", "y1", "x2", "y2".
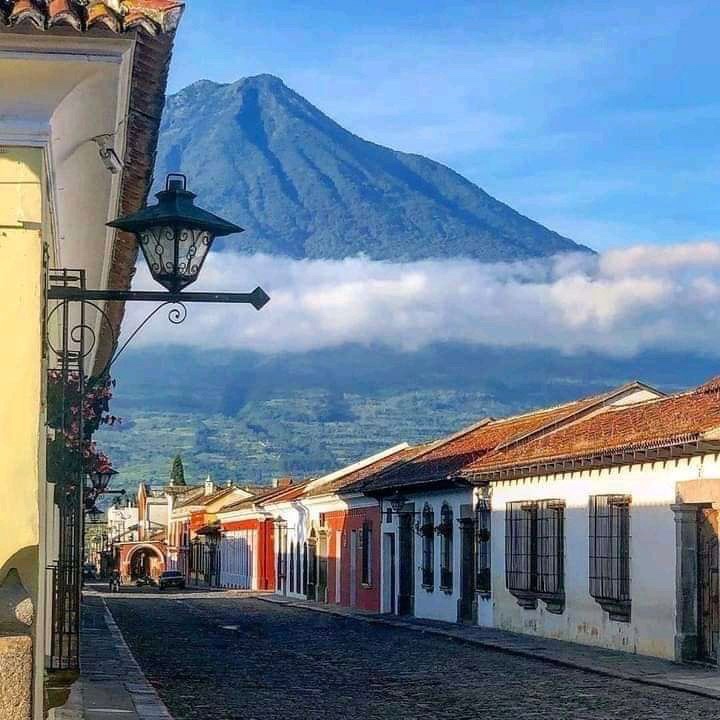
[{"x1": 126, "y1": 544, "x2": 165, "y2": 581}]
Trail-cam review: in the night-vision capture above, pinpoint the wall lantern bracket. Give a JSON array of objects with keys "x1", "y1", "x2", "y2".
[{"x1": 46, "y1": 173, "x2": 270, "y2": 382}]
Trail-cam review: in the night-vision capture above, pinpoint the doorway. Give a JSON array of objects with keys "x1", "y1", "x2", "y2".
[
  {"x1": 335, "y1": 530, "x2": 342, "y2": 604},
  {"x1": 350, "y1": 530, "x2": 358, "y2": 607},
  {"x1": 383, "y1": 532, "x2": 396, "y2": 614},
  {"x1": 698, "y1": 507, "x2": 719, "y2": 663},
  {"x1": 459, "y1": 516, "x2": 476, "y2": 623},
  {"x1": 306, "y1": 534, "x2": 317, "y2": 601},
  {"x1": 398, "y1": 510, "x2": 414, "y2": 616},
  {"x1": 318, "y1": 530, "x2": 328, "y2": 603}
]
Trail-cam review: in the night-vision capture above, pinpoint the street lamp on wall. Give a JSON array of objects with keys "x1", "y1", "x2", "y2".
[
  {"x1": 107, "y1": 174, "x2": 247, "y2": 294},
  {"x1": 47, "y1": 172, "x2": 271, "y2": 381},
  {"x1": 90, "y1": 466, "x2": 118, "y2": 494}
]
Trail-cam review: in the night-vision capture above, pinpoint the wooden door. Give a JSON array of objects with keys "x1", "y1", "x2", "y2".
[
  {"x1": 306, "y1": 538, "x2": 317, "y2": 601},
  {"x1": 335, "y1": 530, "x2": 342, "y2": 604},
  {"x1": 398, "y1": 511, "x2": 415, "y2": 616},
  {"x1": 350, "y1": 530, "x2": 358, "y2": 607},
  {"x1": 318, "y1": 531, "x2": 328, "y2": 603},
  {"x1": 698, "y1": 507, "x2": 719, "y2": 663},
  {"x1": 459, "y1": 518, "x2": 476, "y2": 623},
  {"x1": 383, "y1": 532, "x2": 396, "y2": 614}
]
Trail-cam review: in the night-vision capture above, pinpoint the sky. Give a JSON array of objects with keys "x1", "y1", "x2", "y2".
[{"x1": 166, "y1": 0, "x2": 720, "y2": 253}]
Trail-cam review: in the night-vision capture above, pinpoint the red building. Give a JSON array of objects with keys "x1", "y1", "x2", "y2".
[
  {"x1": 296, "y1": 444, "x2": 419, "y2": 612},
  {"x1": 215, "y1": 481, "x2": 299, "y2": 590}
]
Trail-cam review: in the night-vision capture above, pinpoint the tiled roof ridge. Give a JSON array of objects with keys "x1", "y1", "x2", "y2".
[
  {"x1": 694, "y1": 375, "x2": 720, "y2": 395},
  {"x1": 0, "y1": 0, "x2": 184, "y2": 35},
  {"x1": 471, "y1": 430, "x2": 705, "y2": 476},
  {"x1": 307, "y1": 445, "x2": 424, "y2": 498},
  {"x1": 303, "y1": 443, "x2": 411, "y2": 494},
  {"x1": 257, "y1": 478, "x2": 313, "y2": 507},
  {"x1": 491, "y1": 380, "x2": 662, "y2": 453}
]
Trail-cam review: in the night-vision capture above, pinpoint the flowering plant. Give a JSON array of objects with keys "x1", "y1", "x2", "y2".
[{"x1": 46, "y1": 371, "x2": 120, "y2": 483}]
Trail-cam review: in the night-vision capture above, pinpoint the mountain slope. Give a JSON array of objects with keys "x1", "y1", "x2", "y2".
[
  {"x1": 98, "y1": 344, "x2": 714, "y2": 489},
  {"x1": 155, "y1": 74, "x2": 589, "y2": 262}
]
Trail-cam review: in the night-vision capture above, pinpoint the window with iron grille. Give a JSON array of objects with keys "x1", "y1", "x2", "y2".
[
  {"x1": 505, "y1": 499, "x2": 565, "y2": 612},
  {"x1": 476, "y1": 497, "x2": 491, "y2": 593},
  {"x1": 439, "y1": 503, "x2": 453, "y2": 591},
  {"x1": 421, "y1": 504, "x2": 435, "y2": 588},
  {"x1": 589, "y1": 495, "x2": 631, "y2": 621},
  {"x1": 361, "y1": 521, "x2": 372, "y2": 585}
]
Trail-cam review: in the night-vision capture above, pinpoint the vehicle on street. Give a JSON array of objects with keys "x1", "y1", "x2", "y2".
[
  {"x1": 158, "y1": 570, "x2": 186, "y2": 591},
  {"x1": 135, "y1": 574, "x2": 157, "y2": 588}
]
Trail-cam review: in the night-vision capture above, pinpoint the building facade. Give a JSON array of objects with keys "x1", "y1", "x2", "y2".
[
  {"x1": 0, "y1": 4, "x2": 183, "y2": 717},
  {"x1": 366, "y1": 383, "x2": 667, "y2": 633},
  {"x1": 462, "y1": 377, "x2": 720, "y2": 663}
]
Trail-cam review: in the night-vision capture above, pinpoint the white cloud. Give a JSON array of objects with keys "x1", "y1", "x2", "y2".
[{"x1": 123, "y1": 242, "x2": 720, "y2": 358}]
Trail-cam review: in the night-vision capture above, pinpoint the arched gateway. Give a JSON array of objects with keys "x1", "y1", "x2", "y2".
[{"x1": 119, "y1": 542, "x2": 166, "y2": 582}]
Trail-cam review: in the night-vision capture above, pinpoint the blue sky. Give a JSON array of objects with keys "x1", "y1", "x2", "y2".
[{"x1": 168, "y1": 0, "x2": 720, "y2": 252}]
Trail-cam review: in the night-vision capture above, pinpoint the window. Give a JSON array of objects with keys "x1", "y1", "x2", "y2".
[
  {"x1": 421, "y1": 504, "x2": 435, "y2": 588},
  {"x1": 476, "y1": 497, "x2": 491, "y2": 593},
  {"x1": 361, "y1": 521, "x2": 373, "y2": 585},
  {"x1": 505, "y1": 499, "x2": 565, "y2": 612},
  {"x1": 439, "y1": 503, "x2": 453, "y2": 591},
  {"x1": 589, "y1": 495, "x2": 631, "y2": 621}
]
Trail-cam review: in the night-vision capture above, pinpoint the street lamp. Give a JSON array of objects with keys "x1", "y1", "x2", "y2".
[
  {"x1": 90, "y1": 466, "x2": 118, "y2": 494},
  {"x1": 388, "y1": 491, "x2": 408, "y2": 515},
  {"x1": 47, "y1": 173, "x2": 270, "y2": 313},
  {"x1": 86, "y1": 505, "x2": 103, "y2": 523},
  {"x1": 107, "y1": 174, "x2": 244, "y2": 294}
]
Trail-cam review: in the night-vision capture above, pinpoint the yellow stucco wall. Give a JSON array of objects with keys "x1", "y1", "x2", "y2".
[{"x1": 0, "y1": 146, "x2": 44, "y2": 601}]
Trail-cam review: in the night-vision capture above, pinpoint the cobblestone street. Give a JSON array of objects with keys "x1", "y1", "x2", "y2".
[{"x1": 106, "y1": 595, "x2": 720, "y2": 720}]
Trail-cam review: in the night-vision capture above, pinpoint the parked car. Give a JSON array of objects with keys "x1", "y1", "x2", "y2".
[
  {"x1": 82, "y1": 564, "x2": 96, "y2": 580},
  {"x1": 158, "y1": 570, "x2": 186, "y2": 591},
  {"x1": 135, "y1": 574, "x2": 156, "y2": 588}
]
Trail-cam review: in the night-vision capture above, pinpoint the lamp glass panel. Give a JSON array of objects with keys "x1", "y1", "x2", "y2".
[
  {"x1": 176, "y1": 228, "x2": 213, "y2": 288},
  {"x1": 139, "y1": 226, "x2": 177, "y2": 288}
]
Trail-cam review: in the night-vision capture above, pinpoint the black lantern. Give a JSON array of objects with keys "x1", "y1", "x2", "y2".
[
  {"x1": 389, "y1": 491, "x2": 408, "y2": 515},
  {"x1": 86, "y1": 505, "x2": 103, "y2": 523},
  {"x1": 90, "y1": 467, "x2": 118, "y2": 494},
  {"x1": 108, "y1": 173, "x2": 243, "y2": 293}
]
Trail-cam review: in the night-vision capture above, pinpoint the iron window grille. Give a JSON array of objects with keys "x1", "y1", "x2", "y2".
[
  {"x1": 476, "y1": 497, "x2": 491, "y2": 594},
  {"x1": 361, "y1": 521, "x2": 372, "y2": 586},
  {"x1": 589, "y1": 494, "x2": 631, "y2": 622},
  {"x1": 438, "y1": 503, "x2": 454, "y2": 591},
  {"x1": 421, "y1": 504, "x2": 435, "y2": 589},
  {"x1": 505, "y1": 499, "x2": 565, "y2": 612}
]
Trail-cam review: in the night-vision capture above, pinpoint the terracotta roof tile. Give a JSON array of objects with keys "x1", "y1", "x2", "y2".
[
  {"x1": 465, "y1": 380, "x2": 720, "y2": 476},
  {"x1": 1, "y1": 0, "x2": 183, "y2": 34},
  {"x1": 364, "y1": 383, "x2": 659, "y2": 492},
  {"x1": 218, "y1": 486, "x2": 280, "y2": 514},
  {"x1": 304, "y1": 445, "x2": 423, "y2": 498},
  {"x1": 364, "y1": 400, "x2": 599, "y2": 492},
  {"x1": 173, "y1": 487, "x2": 206, "y2": 509}
]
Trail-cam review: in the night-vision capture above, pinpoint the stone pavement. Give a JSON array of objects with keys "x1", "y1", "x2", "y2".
[
  {"x1": 53, "y1": 592, "x2": 173, "y2": 720},
  {"x1": 106, "y1": 594, "x2": 720, "y2": 720},
  {"x1": 263, "y1": 595, "x2": 720, "y2": 700}
]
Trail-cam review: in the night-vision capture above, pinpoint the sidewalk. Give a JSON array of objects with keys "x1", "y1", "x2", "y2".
[
  {"x1": 53, "y1": 593, "x2": 173, "y2": 720},
  {"x1": 262, "y1": 595, "x2": 720, "y2": 700}
]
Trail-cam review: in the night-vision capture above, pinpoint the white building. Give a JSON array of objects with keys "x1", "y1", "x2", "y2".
[
  {"x1": 107, "y1": 501, "x2": 139, "y2": 542},
  {"x1": 366, "y1": 383, "x2": 688, "y2": 640},
  {"x1": 462, "y1": 377, "x2": 720, "y2": 663}
]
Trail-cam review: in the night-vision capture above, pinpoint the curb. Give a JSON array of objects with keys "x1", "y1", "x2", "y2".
[
  {"x1": 102, "y1": 598, "x2": 175, "y2": 719},
  {"x1": 259, "y1": 596, "x2": 720, "y2": 701}
]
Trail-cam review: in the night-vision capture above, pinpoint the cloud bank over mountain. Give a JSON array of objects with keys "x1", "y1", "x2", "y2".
[{"x1": 125, "y1": 242, "x2": 720, "y2": 358}]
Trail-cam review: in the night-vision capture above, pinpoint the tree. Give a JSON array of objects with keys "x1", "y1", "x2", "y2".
[{"x1": 170, "y1": 454, "x2": 186, "y2": 486}]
